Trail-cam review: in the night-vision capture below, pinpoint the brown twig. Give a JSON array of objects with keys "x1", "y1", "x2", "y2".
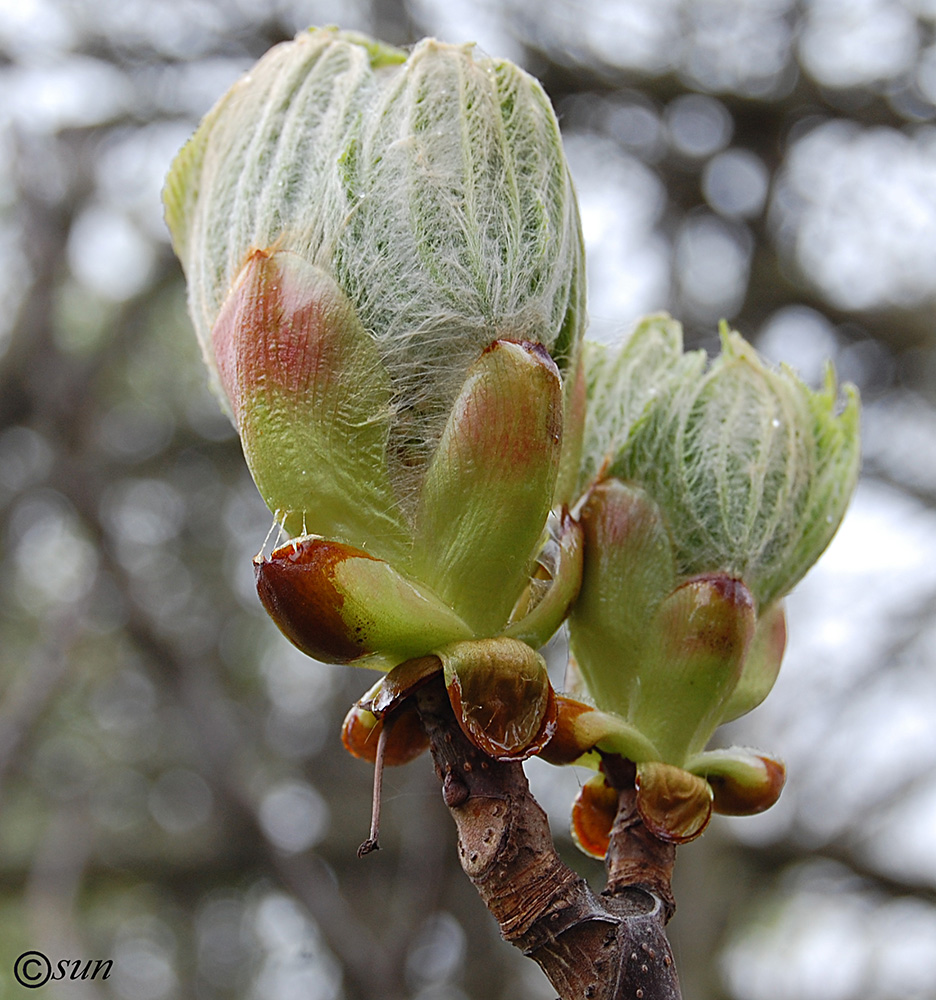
[
  {"x1": 602, "y1": 756, "x2": 677, "y2": 919},
  {"x1": 415, "y1": 676, "x2": 682, "y2": 1000}
]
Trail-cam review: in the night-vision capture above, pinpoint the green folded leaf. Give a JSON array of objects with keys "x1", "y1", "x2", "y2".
[
  {"x1": 332, "y1": 36, "x2": 586, "y2": 498},
  {"x1": 577, "y1": 314, "x2": 702, "y2": 496},
  {"x1": 554, "y1": 292, "x2": 588, "y2": 506},
  {"x1": 164, "y1": 27, "x2": 391, "y2": 351}
]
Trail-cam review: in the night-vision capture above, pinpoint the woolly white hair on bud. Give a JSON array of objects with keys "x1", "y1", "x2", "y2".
[
  {"x1": 578, "y1": 318, "x2": 860, "y2": 608},
  {"x1": 331, "y1": 38, "x2": 584, "y2": 508},
  {"x1": 165, "y1": 29, "x2": 585, "y2": 521}
]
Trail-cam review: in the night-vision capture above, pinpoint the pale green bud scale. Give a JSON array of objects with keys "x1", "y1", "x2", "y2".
[{"x1": 411, "y1": 339, "x2": 562, "y2": 634}]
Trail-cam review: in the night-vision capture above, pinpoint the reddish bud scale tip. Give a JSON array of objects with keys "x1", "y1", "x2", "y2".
[
  {"x1": 663, "y1": 574, "x2": 754, "y2": 661},
  {"x1": 514, "y1": 339, "x2": 560, "y2": 381},
  {"x1": 254, "y1": 538, "x2": 377, "y2": 664},
  {"x1": 211, "y1": 249, "x2": 347, "y2": 421},
  {"x1": 456, "y1": 342, "x2": 562, "y2": 470},
  {"x1": 570, "y1": 775, "x2": 618, "y2": 859},
  {"x1": 709, "y1": 756, "x2": 786, "y2": 816},
  {"x1": 341, "y1": 702, "x2": 430, "y2": 767}
]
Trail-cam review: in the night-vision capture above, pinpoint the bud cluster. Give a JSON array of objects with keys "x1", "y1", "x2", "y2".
[{"x1": 165, "y1": 29, "x2": 860, "y2": 855}]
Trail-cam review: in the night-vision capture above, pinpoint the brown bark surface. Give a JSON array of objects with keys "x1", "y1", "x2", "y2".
[{"x1": 416, "y1": 678, "x2": 682, "y2": 1000}]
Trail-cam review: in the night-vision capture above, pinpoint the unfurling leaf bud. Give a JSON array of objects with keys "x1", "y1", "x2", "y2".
[
  {"x1": 593, "y1": 319, "x2": 860, "y2": 608},
  {"x1": 555, "y1": 318, "x2": 858, "y2": 846},
  {"x1": 165, "y1": 30, "x2": 588, "y2": 743},
  {"x1": 164, "y1": 27, "x2": 585, "y2": 561}
]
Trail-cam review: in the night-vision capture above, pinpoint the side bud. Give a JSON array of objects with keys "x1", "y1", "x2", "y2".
[
  {"x1": 605, "y1": 321, "x2": 860, "y2": 608},
  {"x1": 558, "y1": 316, "x2": 858, "y2": 852},
  {"x1": 165, "y1": 29, "x2": 586, "y2": 558}
]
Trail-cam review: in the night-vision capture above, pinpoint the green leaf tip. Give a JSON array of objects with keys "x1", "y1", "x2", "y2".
[{"x1": 299, "y1": 26, "x2": 408, "y2": 67}]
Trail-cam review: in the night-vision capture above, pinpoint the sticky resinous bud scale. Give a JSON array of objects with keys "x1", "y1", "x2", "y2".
[
  {"x1": 164, "y1": 28, "x2": 586, "y2": 761},
  {"x1": 556, "y1": 316, "x2": 860, "y2": 850}
]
